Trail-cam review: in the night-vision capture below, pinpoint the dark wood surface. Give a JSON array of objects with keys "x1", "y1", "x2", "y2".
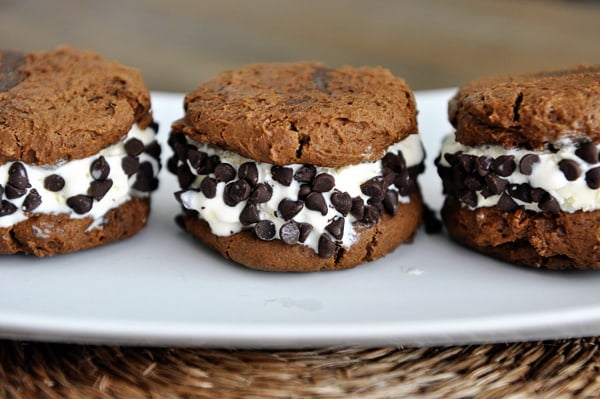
[{"x1": 1, "y1": 0, "x2": 598, "y2": 92}]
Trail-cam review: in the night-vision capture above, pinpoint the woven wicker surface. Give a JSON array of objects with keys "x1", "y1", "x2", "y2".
[{"x1": 2, "y1": 338, "x2": 599, "y2": 398}]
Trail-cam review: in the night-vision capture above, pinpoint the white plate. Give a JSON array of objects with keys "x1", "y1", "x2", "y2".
[{"x1": 1, "y1": 89, "x2": 599, "y2": 348}]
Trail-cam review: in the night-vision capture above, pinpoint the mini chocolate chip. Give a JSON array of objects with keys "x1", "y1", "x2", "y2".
[
  {"x1": 325, "y1": 217, "x2": 344, "y2": 240},
  {"x1": 458, "y1": 190, "x2": 477, "y2": 207},
  {"x1": 177, "y1": 163, "x2": 195, "y2": 189},
  {"x1": 330, "y1": 191, "x2": 352, "y2": 216},
  {"x1": 382, "y1": 152, "x2": 405, "y2": 172},
  {"x1": 575, "y1": 142, "x2": 599, "y2": 164},
  {"x1": 298, "y1": 223, "x2": 313, "y2": 243},
  {"x1": 255, "y1": 220, "x2": 276, "y2": 240},
  {"x1": 278, "y1": 198, "x2": 304, "y2": 220},
  {"x1": 90, "y1": 156, "x2": 110, "y2": 180},
  {"x1": 8, "y1": 162, "x2": 30, "y2": 190},
  {"x1": 539, "y1": 194, "x2": 560, "y2": 215},
  {"x1": 66, "y1": 195, "x2": 93, "y2": 214},
  {"x1": 464, "y1": 175, "x2": 484, "y2": 191},
  {"x1": 305, "y1": 192, "x2": 328, "y2": 215},
  {"x1": 149, "y1": 121, "x2": 159, "y2": 133},
  {"x1": 476, "y1": 156, "x2": 493, "y2": 176},
  {"x1": 312, "y1": 173, "x2": 335, "y2": 192},
  {"x1": 362, "y1": 205, "x2": 381, "y2": 224},
  {"x1": 492, "y1": 155, "x2": 516, "y2": 177},
  {"x1": 457, "y1": 154, "x2": 476, "y2": 173},
  {"x1": 507, "y1": 184, "x2": 531, "y2": 203},
  {"x1": 519, "y1": 154, "x2": 540, "y2": 175},
  {"x1": 168, "y1": 132, "x2": 188, "y2": 161},
  {"x1": 239, "y1": 203, "x2": 260, "y2": 225},
  {"x1": 214, "y1": 163, "x2": 236, "y2": 182},
  {"x1": 124, "y1": 138, "x2": 145, "y2": 156},
  {"x1": 394, "y1": 170, "x2": 412, "y2": 196},
  {"x1": 586, "y1": 167, "x2": 600, "y2": 189},
  {"x1": 444, "y1": 153, "x2": 459, "y2": 167},
  {"x1": 122, "y1": 155, "x2": 140, "y2": 177},
  {"x1": 382, "y1": 167, "x2": 396, "y2": 186},
  {"x1": 22, "y1": 188, "x2": 41, "y2": 212},
  {"x1": 318, "y1": 234, "x2": 337, "y2": 258},
  {"x1": 197, "y1": 155, "x2": 220, "y2": 175},
  {"x1": 44, "y1": 174, "x2": 65, "y2": 192},
  {"x1": 167, "y1": 155, "x2": 179, "y2": 175},
  {"x1": 530, "y1": 187, "x2": 547, "y2": 203},
  {"x1": 0, "y1": 200, "x2": 17, "y2": 217},
  {"x1": 484, "y1": 173, "x2": 508, "y2": 195},
  {"x1": 187, "y1": 148, "x2": 206, "y2": 170},
  {"x1": 298, "y1": 184, "x2": 312, "y2": 200},
  {"x1": 271, "y1": 166, "x2": 293, "y2": 186},
  {"x1": 350, "y1": 197, "x2": 365, "y2": 219},
  {"x1": 280, "y1": 221, "x2": 300, "y2": 244},
  {"x1": 224, "y1": 180, "x2": 251, "y2": 206},
  {"x1": 133, "y1": 162, "x2": 159, "y2": 192},
  {"x1": 361, "y1": 176, "x2": 386, "y2": 199},
  {"x1": 238, "y1": 162, "x2": 259, "y2": 186},
  {"x1": 294, "y1": 165, "x2": 316, "y2": 183},
  {"x1": 89, "y1": 179, "x2": 113, "y2": 201},
  {"x1": 249, "y1": 183, "x2": 272, "y2": 203},
  {"x1": 200, "y1": 177, "x2": 218, "y2": 198},
  {"x1": 383, "y1": 190, "x2": 399, "y2": 215},
  {"x1": 497, "y1": 192, "x2": 519, "y2": 212},
  {"x1": 4, "y1": 184, "x2": 27, "y2": 199},
  {"x1": 145, "y1": 141, "x2": 161, "y2": 161},
  {"x1": 558, "y1": 159, "x2": 580, "y2": 181}
]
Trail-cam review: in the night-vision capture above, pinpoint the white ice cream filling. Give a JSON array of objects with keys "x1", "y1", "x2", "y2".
[
  {"x1": 438, "y1": 134, "x2": 600, "y2": 213},
  {"x1": 176, "y1": 134, "x2": 424, "y2": 254},
  {"x1": 0, "y1": 124, "x2": 160, "y2": 229}
]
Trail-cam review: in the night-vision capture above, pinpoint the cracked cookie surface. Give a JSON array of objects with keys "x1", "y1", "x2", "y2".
[{"x1": 173, "y1": 62, "x2": 417, "y2": 168}]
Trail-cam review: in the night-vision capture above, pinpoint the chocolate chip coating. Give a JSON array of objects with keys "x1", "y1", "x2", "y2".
[
  {"x1": 89, "y1": 179, "x2": 113, "y2": 201},
  {"x1": 238, "y1": 162, "x2": 259, "y2": 186},
  {"x1": 360, "y1": 176, "x2": 386, "y2": 199},
  {"x1": 200, "y1": 177, "x2": 218, "y2": 198},
  {"x1": 66, "y1": 195, "x2": 93, "y2": 214},
  {"x1": 8, "y1": 162, "x2": 30, "y2": 190},
  {"x1": 330, "y1": 191, "x2": 352, "y2": 216},
  {"x1": 254, "y1": 220, "x2": 276, "y2": 240},
  {"x1": 312, "y1": 173, "x2": 335, "y2": 192},
  {"x1": 585, "y1": 167, "x2": 600, "y2": 189},
  {"x1": 214, "y1": 163, "x2": 236, "y2": 182},
  {"x1": 298, "y1": 222, "x2": 313, "y2": 243},
  {"x1": 22, "y1": 189, "x2": 42, "y2": 212},
  {"x1": 305, "y1": 192, "x2": 328, "y2": 215},
  {"x1": 318, "y1": 233, "x2": 337, "y2": 258},
  {"x1": 278, "y1": 198, "x2": 304, "y2": 220},
  {"x1": 187, "y1": 148, "x2": 206, "y2": 170},
  {"x1": 239, "y1": 203, "x2": 260, "y2": 225},
  {"x1": 294, "y1": 165, "x2": 316, "y2": 183},
  {"x1": 0, "y1": 200, "x2": 17, "y2": 217},
  {"x1": 249, "y1": 182, "x2": 272, "y2": 203},
  {"x1": 492, "y1": 155, "x2": 516, "y2": 177},
  {"x1": 122, "y1": 155, "x2": 140, "y2": 177},
  {"x1": 271, "y1": 166, "x2": 293, "y2": 186},
  {"x1": 4, "y1": 184, "x2": 27, "y2": 199},
  {"x1": 325, "y1": 217, "x2": 344, "y2": 240},
  {"x1": 124, "y1": 138, "x2": 145, "y2": 156},
  {"x1": 519, "y1": 154, "x2": 540, "y2": 175},
  {"x1": 44, "y1": 174, "x2": 65, "y2": 192},
  {"x1": 224, "y1": 180, "x2": 251, "y2": 206},
  {"x1": 90, "y1": 156, "x2": 110, "y2": 180},
  {"x1": 575, "y1": 142, "x2": 599, "y2": 164},
  {"x1": 558, "y1": 159, "x2": 580, "y2": 181},
  {"x1": 280, "y1": 221, "x2": 300, "y2": 244}
]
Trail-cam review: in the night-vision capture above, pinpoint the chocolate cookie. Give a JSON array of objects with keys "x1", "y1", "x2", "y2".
[
  {"x1": 0, "y1": 47, "x2": 161, "y2": 256},
  {"x1": 169, "y1": 62, "x2": 424, "y2": 272},
  {"x1": 436, "y1": 65, "x2": 600, "y2": 270}
]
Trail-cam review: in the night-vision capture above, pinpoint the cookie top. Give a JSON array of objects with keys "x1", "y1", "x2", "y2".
[
  {"x1": 0, "y1": 47, "x2": 152, "y2": 165},
  {"x1": 449, "y1": 65, "x2": 600, "y2": 149},
  {"x1": 174, "y1": 62, "x2": 417, "y2": 167}
]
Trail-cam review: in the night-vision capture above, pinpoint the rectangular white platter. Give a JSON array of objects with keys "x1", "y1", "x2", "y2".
[{"x1": 1, "y1": 89, "x2": 599, "y2": 348}]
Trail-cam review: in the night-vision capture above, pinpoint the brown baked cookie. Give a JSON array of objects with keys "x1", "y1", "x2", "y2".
[
  {"x1": 0, "y1": 47, "x2": 161, "y2": 256},
  {"x1": 175, "y1": 61, "x2": 417, "y2": 167},
  {"x1": 169, "y1": 62, "x2": 425, "y2": 272},
  {"x1": 437, "y1": 64, "x2": 600, "y2": 270}
]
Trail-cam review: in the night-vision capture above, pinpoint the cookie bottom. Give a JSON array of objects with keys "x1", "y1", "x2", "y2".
[
  {"x1": 0, "y1": 197, "x2": 150, "y2": 256},
  {"x1": 182, "y1": 192, "x2": 423, "y2": 272},
  {"x1": 442, "y1": 196, "x2": 600, "y2": 270}
]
